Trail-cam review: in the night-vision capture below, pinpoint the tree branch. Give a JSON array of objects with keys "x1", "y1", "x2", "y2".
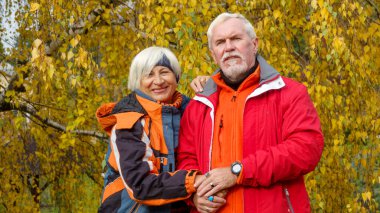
[{"x1": 0, "y1": 101, "x2": 107, "y2": 140}]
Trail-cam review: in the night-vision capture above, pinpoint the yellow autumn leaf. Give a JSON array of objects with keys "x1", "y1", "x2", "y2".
[
  {"x1": 31, "y1": 48, "x2": 39, "y2": 62},
  {"x1": 317, "y1": 0, "x2": 324, "y2": 8},
  {"x1": 70, "y1": 38, "x2": 79, "y2": 48},
  {"x1": 273, "y1": 10, "x2": 282, "y2": 20},
  {"x1": 311, "y1": 0, "x2": 318, "y2": 9},
  {"x1": 48, "y1": 65, "x2": 55, "y2": 79},
  {"x1": 361, "y1": 192, "x2": 372, "y2": 201},
  {"x1": 33, "y1": 38, "x2": 43, "y2": 48},
  {"x1": 29, "y1": 3, "x2": 40, "y2": 12},
  {"x1": 67, "y1": 50, "x2": 74, "y2": 61},
  {"x1": 70, "y1": 78, "x2": 77, "y2": 87},
  {"x1": 189, "y1": 0, "x2": 196, "y2": 7}
]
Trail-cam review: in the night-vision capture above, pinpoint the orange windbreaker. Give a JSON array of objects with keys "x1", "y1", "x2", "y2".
[{"x1": 211, "y1": 67, "x2": 260, "y2": 213}]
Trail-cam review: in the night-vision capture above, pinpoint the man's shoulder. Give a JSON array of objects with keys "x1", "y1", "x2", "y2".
[
  {"x1": 281, "y1": 76, "x2": 307, "y2": 90},
  {"x1": 183, "y1": 93, "x2": 218, "y2": 112}
]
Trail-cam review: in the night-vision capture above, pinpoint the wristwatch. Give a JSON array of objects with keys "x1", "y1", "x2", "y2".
[{"x1": 231, "y1": 161, "x2": 242, "y2": 176}]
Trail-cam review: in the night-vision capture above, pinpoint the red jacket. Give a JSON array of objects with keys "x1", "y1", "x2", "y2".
[{"x1": 177, "y1": 56, "x2": 324, "y2": 212}]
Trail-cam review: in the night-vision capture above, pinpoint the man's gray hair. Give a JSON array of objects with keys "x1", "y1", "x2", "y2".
[
  {"x1": 207, "y1": 12, "x2": 256, "y2": 49},
  {"x1": 128, "y1": 46, "x2": 181, "y2": 90}
]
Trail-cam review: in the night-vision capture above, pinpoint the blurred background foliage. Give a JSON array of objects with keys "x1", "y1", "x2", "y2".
[{"x1": 0, "y1": 0, "x2": 379, "y2": 212}]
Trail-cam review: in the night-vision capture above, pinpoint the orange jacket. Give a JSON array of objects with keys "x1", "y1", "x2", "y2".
[{"x1": 210, "y1": 68, "x2": 260, "y2": 213}]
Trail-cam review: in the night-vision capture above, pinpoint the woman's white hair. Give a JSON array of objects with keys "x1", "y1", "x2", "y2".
[
  {"x1": 207, "y1": 12, "x2": 256, "y2": 49},
  {"x1": 128, "y1": 46, "x2": 181, "y2": 91}
]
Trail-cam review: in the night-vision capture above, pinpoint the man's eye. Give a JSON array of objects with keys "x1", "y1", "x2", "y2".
[{"x1": 216, "y1": 41, "x2": 224, "y2": 46}]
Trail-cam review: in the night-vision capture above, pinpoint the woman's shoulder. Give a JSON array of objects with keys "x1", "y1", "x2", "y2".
[{"x1": 112, "y1": 92, "x2": 146, "y2": 115}]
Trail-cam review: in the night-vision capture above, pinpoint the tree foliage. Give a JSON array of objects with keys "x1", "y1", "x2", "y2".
[{"x1": 0, "y1": 0, "x2": 379, "y2": 212}]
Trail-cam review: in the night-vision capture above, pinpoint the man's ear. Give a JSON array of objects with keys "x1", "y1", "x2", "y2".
[{"x1": 252, "y1": 38, "x2": 259, "y2": 54}]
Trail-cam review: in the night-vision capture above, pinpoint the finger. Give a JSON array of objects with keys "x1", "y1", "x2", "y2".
[
  {"x1": 204, "y1": 186, "x2": 221, "y2": 198},
  {"x1": 199, "y1": 206, "x2": 210, "y2": 213},
  {"x1": 197, "y1": 181, "x2": 213, "y2": 196},
  {"x1": 200, "y1": 77, "x2": 207, "y2": 87},
  {"x1": 216, "y1": 189, "x2": 228, "y2": 198},
  {"x1": 202, "y1": 205, "x2": 221, "y2": 213},
  {"x1": 190, "y1": 81, "x2": 199, "y2": 93},
  {"x1": 194, "y1": 175, "x2": 206, "y2": 188},
  {"x1": 208, "y1": 196, "x2": 226, "y2": 205},
  {"x1": 194, "y1": 81, "x2": 204, "y2": 93},
  {"x1": 198, "y1": 182, "x2": 220, "y2": 197}
]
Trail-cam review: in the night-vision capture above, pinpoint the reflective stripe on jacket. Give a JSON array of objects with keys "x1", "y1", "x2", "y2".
[{"x1": 177, "y1": 55, "x2": 324, "y2": 212}]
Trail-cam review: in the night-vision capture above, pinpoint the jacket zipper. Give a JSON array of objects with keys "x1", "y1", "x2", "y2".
[
  {"x1": 284, "y1": 187, "x2": 295, "y2": 213},
  {"x1": 130, "y1": 202, "x2": 140, "y2": 213},
  {"x1": 218, "y1": 115, "x2": 223, "y2": 157},
  {"x1": 232, "y1": 91, "x2": 237, "y2": 212},
  {"x1": 231, "y1": 94, "x2": 237, "y2": 102}
]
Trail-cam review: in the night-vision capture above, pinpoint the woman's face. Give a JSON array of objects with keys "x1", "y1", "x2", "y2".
[{"x1": 140, "y1": 66, "x2": 178, "y2": 104}]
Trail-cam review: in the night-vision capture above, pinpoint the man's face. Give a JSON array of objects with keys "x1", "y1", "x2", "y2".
[{"x1": 210, "y1": 18, "x2": 258, "y2": 82}]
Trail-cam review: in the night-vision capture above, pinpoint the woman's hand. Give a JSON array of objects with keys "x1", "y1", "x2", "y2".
[
  {"x1": 190, "y1": 76, "x2": 210, "y2": 93},
  {"x1": 193, "y1": 193, "x2": 226, "y2": 213}
]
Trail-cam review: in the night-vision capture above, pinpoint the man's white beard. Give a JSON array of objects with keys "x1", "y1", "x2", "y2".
[{"x1": 221, "y1": 52, "x2": 248, "y2": 82}]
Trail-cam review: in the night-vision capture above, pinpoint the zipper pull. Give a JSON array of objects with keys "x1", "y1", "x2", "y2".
[
  {"x1": 284, "y1": 188, "x2": 290, "y2": 196},
  {"x1": 231, "y1": 95, "x2": 236, "y2": 102}
]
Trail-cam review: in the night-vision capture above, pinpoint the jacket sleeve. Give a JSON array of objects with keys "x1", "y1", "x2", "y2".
[
  {"x1": 176, "y1": 101, "x2": 203, "y2": 208},
  {"x1": 111, "y1": 119, "x2": 199, "y2": 206},
  {"x1": 239, "y1": 83, "x2": 324, "y2": 187},
  {"x1": 177, "y1": 101, "x2": 202, "y2": 171}
]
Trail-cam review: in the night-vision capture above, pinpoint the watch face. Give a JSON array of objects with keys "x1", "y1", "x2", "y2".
[{"x1": 232, "y1": 164, "x2": 241, "y2": 173}]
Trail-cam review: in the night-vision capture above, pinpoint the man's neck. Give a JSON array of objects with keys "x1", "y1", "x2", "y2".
[{"x1": 220, "y1": 58, "x2": 259, "y2": 91}]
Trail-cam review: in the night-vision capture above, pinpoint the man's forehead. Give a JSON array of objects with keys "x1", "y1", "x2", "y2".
[{"x1": 212, "y1": 19, "x2": 245, "y2": 36}]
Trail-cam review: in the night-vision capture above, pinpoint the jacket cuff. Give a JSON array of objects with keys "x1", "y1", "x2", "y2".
[
  {"x1": 236, "y1": 161, "x2": 244, "y2": 185},
  {"x1": 240, "y1": 158, "x2": 259, "y2": 186},
  {"x1": 185, "y1": 170, "x2": 201, "y2": 194}
]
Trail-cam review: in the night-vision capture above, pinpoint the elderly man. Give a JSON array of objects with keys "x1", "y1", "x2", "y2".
[{"x1": 177, "y1": 12, "x2": 324, "y2": 213}]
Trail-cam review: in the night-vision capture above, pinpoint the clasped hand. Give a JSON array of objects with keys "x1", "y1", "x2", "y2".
[{"x1": 193, "y1": 167, "x2": 237, "y2": 213}]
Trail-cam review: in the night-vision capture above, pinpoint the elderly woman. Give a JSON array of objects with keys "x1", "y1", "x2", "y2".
[{"x1": 96, "y1": 47, "x2": 224, "y2": 213}]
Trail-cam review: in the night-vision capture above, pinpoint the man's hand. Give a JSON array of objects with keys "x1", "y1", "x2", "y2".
[
  {"x1": 190, "y1": 76, "x2": 210, "y2": 93},
  {"x1": 195, "y1": 167, "x2": 237, "y2": 197}
]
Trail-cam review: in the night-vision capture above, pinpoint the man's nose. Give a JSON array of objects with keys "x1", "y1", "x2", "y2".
[{"x1": 225, "y1": 39, "x2": 234, "y2": 51}]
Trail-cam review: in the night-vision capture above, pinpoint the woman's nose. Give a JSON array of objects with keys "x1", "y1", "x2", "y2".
[{"x1": 153, "y1": 75, "x2": 164, "y2": 84}]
